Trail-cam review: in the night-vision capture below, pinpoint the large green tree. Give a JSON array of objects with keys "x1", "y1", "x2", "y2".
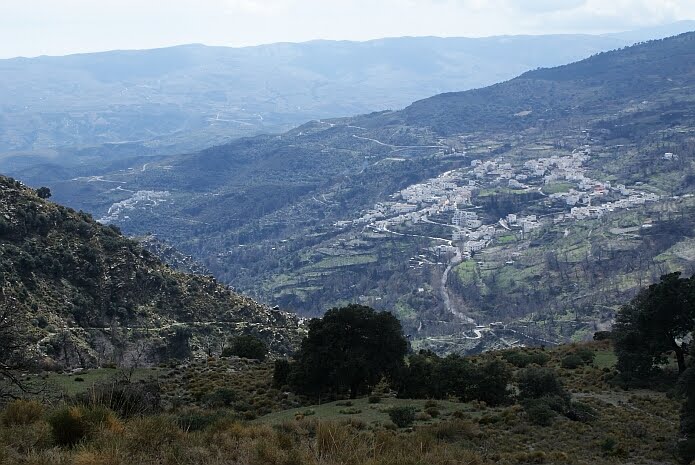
[
  {"x1": 290, "y1": 304, "x2": 408, "y2": 399},
  {"x1": 615, "y1": 273, "x2": 695, "y2": 378}
]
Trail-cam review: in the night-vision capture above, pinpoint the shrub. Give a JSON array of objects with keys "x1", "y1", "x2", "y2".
[
  {"x1": 2, "y1": 399, "x2": 44, "y2": 426},
  {"x1": 203, "y1": 388, "x2": 237, "y2": 408},
  {"x1": 47, "y1": 405, "x2": 114, "y2": 447},
  {"x1": 368, "y1": 395, "x2": 381, "y2": 404},
  {"x1": 576, "y1": 348, "x2": 596, "y2": 364},
  {"x1": 388, "y1": 406, "x2": 417, "y2": 428},
  {"x1": 48, "y1": 406, "x2": 89, "y2": 447},
  {"x1": 424, "y1": 400, "x2": 439, "y2": 409},
  {"x1": 425, "y1": 407, "x2": 440, "y2": 418},
  {"x1": 561, "y1": 354, "x2": 584, "y2": 369},
  {"x1": 223, "y1": 335, "x2": 267, "y2": 361},
  {"x1": 336, "y1": 401, "x2": 353, "y2": 407},
  {"x1": 273, "y1": 359, "x2": 292, "y2": 387},
  {"x1": 78, "y1": 380, "x2": 161, "y2": 417},
  {"x1": 566, "y1": 401, "x2": 596, "y2": 422},
  {"x1": 517, "y1": 367, "x2": 568, "y2": 400},
  {"x1": 523, "y1": 399, "x2": 556, "y2": 426},
  {"x1": 175, "y1": 410, "x2": 227, "y2": 432}
]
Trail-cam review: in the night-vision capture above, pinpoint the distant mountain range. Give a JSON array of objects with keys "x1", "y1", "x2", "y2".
[{"x1": 1, "y1": 20, "x2": 694, "y2": 170}]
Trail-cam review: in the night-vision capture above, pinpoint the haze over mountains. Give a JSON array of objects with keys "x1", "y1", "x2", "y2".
[
  {"x1": 1, "y1": 20, "x2": 694, "y2": 171},
  {"x1": 17, "y1": 30, "x2": 694, "y2": 354}
]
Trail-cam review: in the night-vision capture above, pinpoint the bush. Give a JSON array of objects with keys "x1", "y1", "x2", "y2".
[
  {"x1": 273, "y1": 359, "x2": 292, "y2": 387},
  {"x1": 576, "y1": 348, "x2": 596, "y2": 364},
  {"x1": 368, "y1": 395, "x2": 381, "y2": 404},
  {"x1": 517, "y1": 367, "x2": 568, "y2": 400},
  {"x1": 523, "y1": 399, "x2": 556, "y2": 426},
  {"x1": 175, "y1": 410, "x2": 227, "y2": 432},
  {"x1": 566, "y1": 401, "x2": 596, "y2": 422},
  {"x1": 222, "y1": 335, "x2": 267, "y2": 361},
  {"x1": 47, "y1": 405, "x2": 115, "y2": 447},
  {"x1": 77, "y1": 380, "x2": 161, "y2": 417},
  {"x1": 425, "y1": 407, "x2": 440, "y2": 418},
  {"x1": 202, "y1": 388, "x2": 237, "y2": 408},
  {"x1": 388, "y1": 406, "x2": 417, "y2": 428},
  {"x1": 2, "y1": 399, "x2": 44, "y2": 426},
  {"x1": 561, "y1": 354, "x2": 585, "y2": 369}
]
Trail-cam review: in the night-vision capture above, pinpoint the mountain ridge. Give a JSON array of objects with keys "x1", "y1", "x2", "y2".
[{"x1": 2, "y1": 23, "x2": 692, "y2": 167}]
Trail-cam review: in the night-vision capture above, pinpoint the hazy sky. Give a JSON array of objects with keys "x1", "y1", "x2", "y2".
[{"x1": 1, "y1": 0, "x2": 694, "y2": 58}]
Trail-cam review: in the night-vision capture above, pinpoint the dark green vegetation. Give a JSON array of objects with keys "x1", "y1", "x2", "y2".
[
  {"x1": 612, "y1": 275, "x2": 695, "y2": 463},
  {"x1": 614, "y1": 272, "x2": 695, "y2": 379},
  {"x1": 223, "y1": 335, "x2": 268, "y2": 361},
  {"x1": 28, "y1": 32, "x2": 695, "y2": 355},
  {"x1": 394, "y1": 351, "x2": 512, "y2": 406},
  {"x1": 0, "y1": 175, "x2": 301, "y2": 380},
  {"x1": 4, "y1": 26, "x2": 691, "y2": 164},
  {"x1": 287, "y1": 305, "x2": 408, "y2": 398}
]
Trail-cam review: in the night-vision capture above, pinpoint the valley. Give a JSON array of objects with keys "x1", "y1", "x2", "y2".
[
  {"x1": 5, "y1": 32, "x2": 695, "y2": 356},
  {"x1": 1, "y1": 15, "x2": 695, "y2": 465},
  {"x1": 2, "y1": 34, "x2": 695, "y2": 353}
]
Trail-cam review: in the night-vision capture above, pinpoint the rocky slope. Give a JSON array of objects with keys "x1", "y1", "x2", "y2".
[{"x1": 0, "y1": 175, "x2": 302, "y2": 368}]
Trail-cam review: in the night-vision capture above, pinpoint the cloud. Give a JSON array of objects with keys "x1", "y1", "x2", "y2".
[
  {"x1": 512, "y1": 0, "x2": 587, "y2": 13},
  {"x1": 223, "y1": 0, "x2": 295, "y2": 15},
  {"x1": 0, "y1": 0, "x2": 694, "y2": 57}
]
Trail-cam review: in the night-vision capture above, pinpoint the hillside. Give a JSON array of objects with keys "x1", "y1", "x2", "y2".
[
  {"x1": 18, "y1": 32, "x2": 695, "y2": 354},
  {"x1": 2, "y1": 24, "x2": 693, "y2": 167},
  {"x1": 0, "y1": 340, "x2": 687, "y2": 464},
  {"x1": 391, "y1": 31, "x2": 695, "y2": 134},
  {"x1": 0, "y1": 176, "x2": 302, "y2": 368}
]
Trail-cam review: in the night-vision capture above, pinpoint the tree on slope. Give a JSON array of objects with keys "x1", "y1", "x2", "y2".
[
  {"x1": 614, "y1": 272, "x2": 695, "y2": 379},
  {"x1": 290, "y1": 304, "x2": 408, "y2": 399}
]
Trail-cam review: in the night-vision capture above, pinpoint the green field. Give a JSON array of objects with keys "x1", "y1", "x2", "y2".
[
  {"x1": 542, "y1": 182, "x2": 575, "y2": 194},
  {"x1": 41, "y1": 368, "x2": 163, "y2": 396},
  {"x1": 255, "y1": 397, "x2": 479, "y2": 425}
]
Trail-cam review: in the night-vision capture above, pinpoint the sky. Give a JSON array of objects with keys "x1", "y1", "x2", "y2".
[{"x1": 1, "y1": 0, "x2": 694, "y2": 58}]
